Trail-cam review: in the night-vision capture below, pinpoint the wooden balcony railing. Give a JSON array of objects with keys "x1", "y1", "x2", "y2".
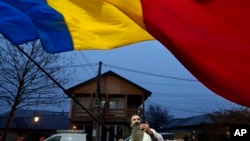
[{"x1": 71, "y1": 107, "x2": 143, "y2": 121}]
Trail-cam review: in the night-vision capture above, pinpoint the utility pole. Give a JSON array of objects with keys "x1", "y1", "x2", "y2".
[{"x1": 92, "y1": 61, "x2": 102, "y2": 141}]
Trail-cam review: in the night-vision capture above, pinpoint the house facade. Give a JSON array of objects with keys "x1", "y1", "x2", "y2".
[{"x1": 67, "y1": 71, "x2": 151, "y2": 141}]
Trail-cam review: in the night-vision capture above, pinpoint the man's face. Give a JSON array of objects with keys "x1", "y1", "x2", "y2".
[{"x1": 130, "y1": 115, "x2": 141, "y2": 127}]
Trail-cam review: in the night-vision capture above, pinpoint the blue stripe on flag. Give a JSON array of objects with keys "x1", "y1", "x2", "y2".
[
  {"x1": 0, "y1": 1, "x2": 38, "y2": 44},
  {"x1": 2, "y1": 0, "x2": 73, "y2": 53}
]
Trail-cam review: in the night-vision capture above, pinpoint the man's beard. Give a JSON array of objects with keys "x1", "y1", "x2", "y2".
[{"x1": 131, "y1": 122, "x2": 143, "y2": 141}]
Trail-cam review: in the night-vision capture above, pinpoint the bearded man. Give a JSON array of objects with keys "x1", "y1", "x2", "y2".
[
  {"x1": 130, "y1": 114, "x2": 164, "y2": 141},
  {"x1": 130, "y1": 121, "x2": 151, "y2": 141},
  {"x1": 118, "y1": 114, "x2": 164, "y2": 141}
]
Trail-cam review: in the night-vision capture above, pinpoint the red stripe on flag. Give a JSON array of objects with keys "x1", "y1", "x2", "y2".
[{"x1": 142, "y1": 0, "x2": 250, "y2": 106}]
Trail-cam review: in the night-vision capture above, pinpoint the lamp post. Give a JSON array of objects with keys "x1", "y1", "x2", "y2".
[
  {"x1": 34, "y1": 114, "x2": 40, "y2": 129},
  {"x1": 31, "y1": 112, "x2": 40, "y2": 141}
]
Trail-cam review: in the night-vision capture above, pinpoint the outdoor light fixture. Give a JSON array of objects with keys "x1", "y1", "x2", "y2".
[
  {"x1": 34, "y1": 115, "x2": 40, "y2": 123},
  {"x1": 33, "y1": 112, "x2": 40, "y2": 128},
  {"x1": 31, "y1": 112, "x2": 40, "y2": 141}
]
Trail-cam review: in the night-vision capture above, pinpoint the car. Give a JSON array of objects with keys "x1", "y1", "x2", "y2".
[{"x1": 44, "y1": 133, "x2": 87, "y2": 141}]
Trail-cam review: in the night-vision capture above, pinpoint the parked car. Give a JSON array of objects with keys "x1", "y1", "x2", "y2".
[{"x1": 44, "y1": 133, "x2": 87, "y2": 141}]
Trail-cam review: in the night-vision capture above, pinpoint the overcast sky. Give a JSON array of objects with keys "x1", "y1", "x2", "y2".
[
  {"x1": 60, "y1": 40, "x2": 245, "y2": 118},
  {"x1": 0, "y1": 38, "x2": 244, "y2": 118}
]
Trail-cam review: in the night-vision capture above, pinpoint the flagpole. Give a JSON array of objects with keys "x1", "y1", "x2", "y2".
[{"x1": 15, "y1": 45, "x2": 120, "y2": 140}]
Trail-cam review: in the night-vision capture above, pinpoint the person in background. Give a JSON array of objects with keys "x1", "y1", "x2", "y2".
[
  {"x1": 223, "y1": 131, "x2": 230, "y2": 141},
  {"x1": 190, "y1": 130, "x2": 198, "y2": 141}
]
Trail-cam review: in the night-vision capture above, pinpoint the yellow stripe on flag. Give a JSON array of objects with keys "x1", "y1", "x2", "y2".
[
  {"x1": 47, "y1": 0, "x2": 153, "y2": 50},
  {"x1": 103, "y1": 0, "x2": 146, "y2": 28}
]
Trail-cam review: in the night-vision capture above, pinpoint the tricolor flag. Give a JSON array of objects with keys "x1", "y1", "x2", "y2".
[{"x1": 0, "y1": 0, "x2": 250, "y2": 107}]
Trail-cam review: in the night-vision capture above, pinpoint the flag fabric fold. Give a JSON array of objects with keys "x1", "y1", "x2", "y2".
[{"x1": 1, "y1": 0, "x2": 250, "y2": 107}]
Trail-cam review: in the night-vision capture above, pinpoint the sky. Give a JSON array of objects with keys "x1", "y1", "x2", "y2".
[
  {"x1": 58, "y1": 40, "x2": 245, "y2": 119},
  {"x1": 0, "y1": 37, "x2": 245, "y2": 118}
]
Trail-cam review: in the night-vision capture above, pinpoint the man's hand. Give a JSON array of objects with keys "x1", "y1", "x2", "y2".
[{"x1": 140, "y1": 123, "x2": 154, "y2": 137}]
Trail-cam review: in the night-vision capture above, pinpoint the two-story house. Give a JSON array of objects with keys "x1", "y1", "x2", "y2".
[{"x1": 67, "y1": 70, "x2": 151, "y2": 141}]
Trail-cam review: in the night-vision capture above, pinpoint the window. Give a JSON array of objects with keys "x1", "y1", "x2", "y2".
[
  {"x1": 47, "y1": 136, "x2": 61, "y2": 141},
  {"x1": 109, "y1": 100, "x2": 117, "y2": 108},
  {"x1": 109, "y1": 98, "x2": 124, "y2": 108}
]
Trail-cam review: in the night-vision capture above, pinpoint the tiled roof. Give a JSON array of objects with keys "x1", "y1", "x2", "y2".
[
  {"x1": 67, "y1": 70, "x2": 152, "y2": 96},
  {"x1": 163, "y1": 114, "x2": 213, "y2": 129}
]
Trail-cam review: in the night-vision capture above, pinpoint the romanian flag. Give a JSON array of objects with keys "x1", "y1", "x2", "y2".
[{"x1": 1, "y1": 0, "x2": 250, "y2": 107}]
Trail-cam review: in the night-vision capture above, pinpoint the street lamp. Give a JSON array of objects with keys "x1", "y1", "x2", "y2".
[
  {"x1": 73, "y1": 125, "x2": 77, "y2": 130},
  {"x1": 30, "y1": 112, "x2": 40, "y2": 141},
  {"x1": 34, "y1": 115, "x2": 39, "y2": 124},
  {"x1": 33, "y1": 113, "x2": 40, "y2": 128}
]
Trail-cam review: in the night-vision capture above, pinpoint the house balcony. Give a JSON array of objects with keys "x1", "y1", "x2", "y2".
[{"x1": 70, "y1": 107, "x2": 143, "y2": 122}]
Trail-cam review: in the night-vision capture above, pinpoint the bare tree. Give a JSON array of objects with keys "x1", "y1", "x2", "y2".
[
  {"x1": 0, "y1": 36, "x2": 73, "y2": 141},
  {"x1": 198, "y1": 108, "x2": 250, "y2": 141},
  {"x1": 209, "y1": 107, "x2": 250, "y2": 125},
  {"x1": 145, "y1": 104, "x2": 174, "y2": 131}
]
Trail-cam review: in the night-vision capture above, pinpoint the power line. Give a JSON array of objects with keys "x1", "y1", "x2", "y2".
[
  {"x1": 146, "y1": 101, "x2": 207, "y2": 116},
  {"x1": 103, "y1": 63, "x2": 198, "y2": 82},
  {"x1": 2, "y1": 61, "x2": 194, "y2": 83},
  {"x1": 79, "y1": 52, "x2": 97, "y2": 76},
  {"x1": 0, "y1": 64, "x2": 98, "y2": 71},
  {"x1": 71, "y1": 51, "x2": 99, "y2": 78}
]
